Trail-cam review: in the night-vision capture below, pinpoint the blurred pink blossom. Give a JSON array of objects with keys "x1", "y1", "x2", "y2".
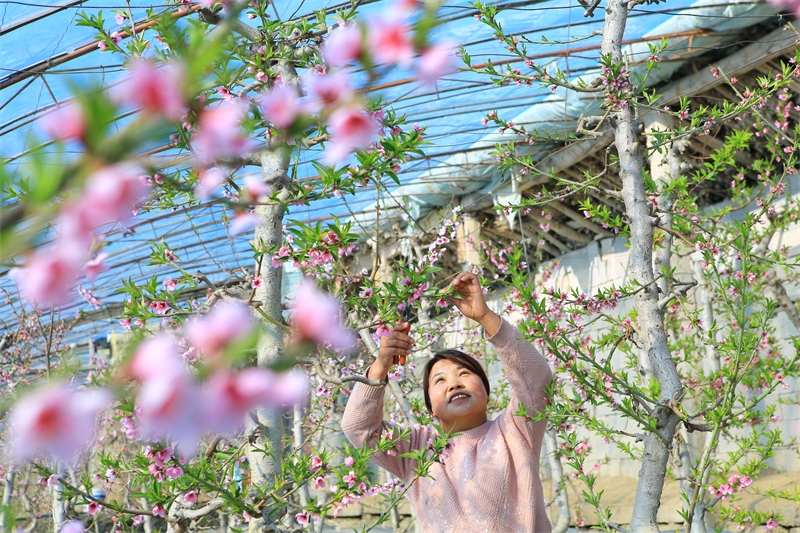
[
  {"x1": 165, "y1": 466, "x2": 184, "y2": 479},
  {"x1": 60, "y1": 521, "x2": 85, "y2": 533},
  {"x1": 368, "y1": 19, "x2": 414, "y2": 66},
  {"x1": 192, "y1": 104, "x2": 256, "y2": 165},
  {"x1": 87, "y1": 501, "x2": 100, "y2": 515},
  {"x1": 205, "y1": 369, "x2": 307, "y2": 433},
  {"x1": 115, "y1": 60, "x2": 186, "y2": 121},
  {"x1": 184, "y1": 491, "x2": 198, "y2": 504},
  {"x1": 415, "y1": 42, "x2": 457, "y2": 85},
  {"x1": 289, "y1": 280, "x2": 356, "y2": 351},
  {"x1": 41, "y1": 105, "x2": 86, "y2": 141},
  {"x1": 74, "y1": 164, "x2": 149, "y2": 231},
  {"x1": 8, "y1": 246, "x2": 84, "y2": 306},
  {"x1": 9, "y1": 384, "x2": 111, "y2": 462},
  {"x1": 229, "y1": 212, "x2": 259, "y2": 235},
  {"x1": 195, "y1": 167, "x2": 228, "y2": 199},
  {"x1": 186, "y1": 302, "x2": 255, "y2": 359},
  {"x1": 137, "y1": 370, "x2": 204, "y2": 452},
  {"x1": 324, "y1": 106, "x2": 379, "y2": 164},
  {"x1": 305, "y1": 71, "x2": 352, "y2": 109},
  {"x1": 767, "y1": 0, "x2": 800, "y2": 18},
  {"x1": 323, "y1": 24, "x2": 363, "y2": 66},
  {"x1": 260, "y1": 85, "x2": 304, "y2": 129},
  {"x1": 84, "y1": 253, "x2": 109, "y2": 282},
  {"x1": 241, "y1": 176, "x2": 271, "y2": 203},
  {"x1": 124, "y1": 334, "x2": 185, "y2": 381}
]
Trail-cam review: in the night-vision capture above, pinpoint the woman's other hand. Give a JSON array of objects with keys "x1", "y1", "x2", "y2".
[
  {"x1": 371, "y1": 322, "x2": 413, "y2": 381},
  {"x1": 446, "y1": 272, "x2": 501, "y2": 336}
]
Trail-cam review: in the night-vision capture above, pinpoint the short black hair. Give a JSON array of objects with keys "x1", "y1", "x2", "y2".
[{"x1": 422, "y1": 350, "x2": 490, "y2": 413}]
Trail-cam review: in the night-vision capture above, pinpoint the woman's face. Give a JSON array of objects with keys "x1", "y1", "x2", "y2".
[{"x1": 428, "y1": 359, "x2": 488, "y2": 433}]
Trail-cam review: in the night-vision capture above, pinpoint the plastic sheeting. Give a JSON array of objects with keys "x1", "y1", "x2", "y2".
[{"x1": 348, "y1": 0, "x2": 778, "y2": 233}]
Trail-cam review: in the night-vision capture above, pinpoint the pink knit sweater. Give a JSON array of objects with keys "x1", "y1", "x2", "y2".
[{"x1": 341, "y1": 319, "x2": 553, "y2": 533}]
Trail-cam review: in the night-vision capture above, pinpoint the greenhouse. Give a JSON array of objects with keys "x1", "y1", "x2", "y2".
[{"x1": 1, "y1": 0, "x2": 799, "y2": 530}]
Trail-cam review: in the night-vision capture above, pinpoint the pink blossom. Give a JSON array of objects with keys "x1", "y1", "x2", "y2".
[
  {"x1": 344, "y1": 455, "x2": 355, "y2": 467},
  {"x1": 767, "y1": 0, "x2": 800, "y2": 18},
  {"x1": 137, "y1": 370, "x2": 204, "y2": 452},
  {"x1": 311, "y1": 455, "x2": 323, "y2": 472},
  {"x1": 415, "y1": 42, "x2": 457, "y2": 85},
  {"x1": 241, "y1": 176, "x2": 272, "y2": 203},
  {"x1": 166, "y1": 466, "x2": 184, "y2": 479},
  {"x1": 295, "y1": 513, "x2": 309, "y2": 527},
  {"x1": 115, "y1": 60, "x2": 186, "y2": 121},
  {"x1": 396, "y1": 0, "x2": 421, "y2": 11},
  {"x1": 368, "y1": 19, "x2": 414, "y2": 66},
  {"x1": 314, "y1": 476, "x2": 326, "y2": 489},
  {"x1": 229, "y1": 212, "x2": 259, "y2": 235},
  {"x1": 60, "y1": 521, "x2": 85, "y2": 533},
  {"x1": 205, "y1": 368, "x2": 307, "y2": 433},
  {"x1": 66, "y1": 164, "x2": 149, "y2": 236},
  {"x1": 87, "y1": 501, "x2": 100, "y2": 515},
  {"x1": 289, "y1": 280, "x2": 357, "y2": 351},
  {"x1": 152, "y1": 505, "x2": 166, "y2": 518},
  {"x1": 323, "y1": 24, "x2": 363, "y2": 66},
  {"x1": 195, "y1": 167, "x2": 228, "y2": 199},
  {"x1": 324, "y1": 106, "x2": 379, "y2": 164},
  {"x1": 9, "y1": 384, "x2": 111, "y2": 462},
  {"x1": 84, "y1": 253, "x2": 109, "y2": 282},
  {"x1": 184, "y1": 491, "x2": 198, "y2": 504},
  {"x1": 435, "y1": 298, "x2": 448, "y2": 308},
  {"x1": 164, "y1": 277, "x2": 177, "y2": 291},
  {"x1": 149, "y1": 300, "x2": 170, "y2": 314},
  {"x1": 342, "y1": 470, "x2": 356, "y2": 488},
  {"x1": 192, "y1": 103, "x2": 257, "y2": 164},
  {"x1": 41, "y1": 104, "x2": 86, "y2": 141},
  {"x1": 260, "y1": 85, "x2": 305, "y2": 129},
  {"x1": 251, "y1": 276, "x2": 263, "y2": 289},
  {"x1": 9, "y1": 246, "x2": 83, "y2": 306},
  {"x1": 125, "y1": 335, "x2": 185, "y2": 381},
  {"x1": 305, "y1": 70, "x2": 352, "y2": 108},
  {"x1": 375, "y1": 324, "x2": 391, "y2": 337},
  {"x1": 186, "y1": 302, "x2": 255, "y2": 359}
]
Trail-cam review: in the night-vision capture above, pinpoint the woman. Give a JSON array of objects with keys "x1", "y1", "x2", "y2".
[{"x1": 341, "y1": 272, "x2": 553, "y2": 533}]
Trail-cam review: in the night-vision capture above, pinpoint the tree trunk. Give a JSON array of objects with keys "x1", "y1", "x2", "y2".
[
  {"x1": 674, "y1": 432, "x2": 707, "y2": 533},
  {"x1": 600, "y1": 1, "x2": 683, "y2": 530},
  {"x1": 544, "y1": 430, "x2": 570, "y2": 533},
  {"x1": 0, "y1": 468, "x2": 15, "y2": 533},
  {"x1": 52, "y1": 463, "x2": 66, "y2": 533},
  {"x1": 246, "y1": 146, "x2": 292, "y2": 533}
]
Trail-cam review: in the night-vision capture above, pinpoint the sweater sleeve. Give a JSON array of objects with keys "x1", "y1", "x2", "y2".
[
  {"x1": 341, "y1": 381, "x2": 429, "y2": 483},
  {"x1": 487, "y1": 318, "x2": 553, "y2": 448}
]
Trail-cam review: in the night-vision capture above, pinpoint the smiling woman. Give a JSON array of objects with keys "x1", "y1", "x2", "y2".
[
  {"x1": 341, "y1": 272, "x2": 554, "y2": 533},
  {"x1": 422, "y1": 350, "x2": 491, "y2": 433}
]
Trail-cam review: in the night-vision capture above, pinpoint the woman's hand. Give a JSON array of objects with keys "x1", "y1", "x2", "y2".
[
  {"x1": 446, "y1": 272, "x2": 501, "y2": 336},
  {"x1": 370, "y1": 322, "x2": 413, "y2": 381}
]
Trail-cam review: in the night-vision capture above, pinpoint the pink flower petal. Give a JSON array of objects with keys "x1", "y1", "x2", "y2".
[
  {"x1": 323, "y1": 24, "x2": 363, "y2": 66},
  {"x1": 289, "y1": 280, "x2": 356, "y2": 351},
  {"x1": 186, "y1": 302, "x2": 254, "y2": 359},
  {"x1": 114, "y1": 60, "x2": 187, "y2": 121},
  {"x1": 260, "y1": 85, "x2": 304, "y2": 129},
  {"x1": 9, "y1": 385, "x2": 111, "y2": 462}
]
